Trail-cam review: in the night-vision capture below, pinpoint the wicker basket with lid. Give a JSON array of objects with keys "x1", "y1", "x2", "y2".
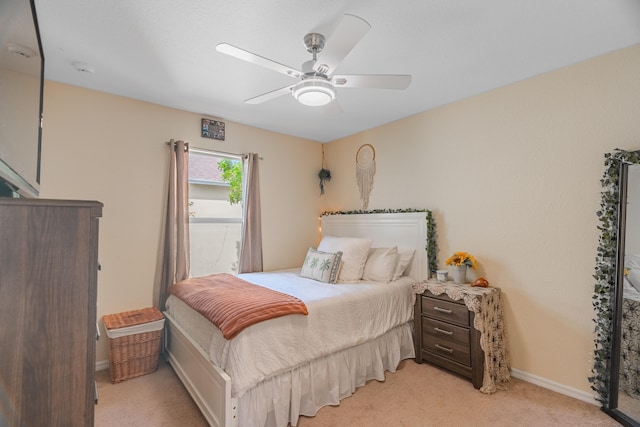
[{"x1": 102, "y1": 307, "x2": 164, "y2": 383}]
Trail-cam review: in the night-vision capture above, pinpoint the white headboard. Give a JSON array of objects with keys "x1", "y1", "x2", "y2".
[{"x1": 321, "y1": 212, "x2": 428, "y2": 282}]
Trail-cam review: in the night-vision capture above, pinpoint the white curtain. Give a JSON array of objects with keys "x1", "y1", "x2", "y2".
[{"x1": 238, "y1": 153, "x2": 263, "y2": 273}]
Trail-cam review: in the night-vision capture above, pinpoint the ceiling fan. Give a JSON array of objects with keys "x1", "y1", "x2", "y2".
[{"x1": 215, "y1": 14, "x2": 411, "y2": 110}]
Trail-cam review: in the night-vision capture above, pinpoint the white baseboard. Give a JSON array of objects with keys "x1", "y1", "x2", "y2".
[
  {"x1": 95, "y1": 359, "x2": 110, "y2": 371},
  {"x1": 511, "y1": 368, "x2": 599, "y2": 406}
]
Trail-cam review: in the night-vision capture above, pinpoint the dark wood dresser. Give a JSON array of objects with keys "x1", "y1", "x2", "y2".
[
  {"x1": 0, "y1": 198, "x2": 102, "y2": 426},
  {"x1": 414, "y1": 280, "x2": 509, "y2": 392}
]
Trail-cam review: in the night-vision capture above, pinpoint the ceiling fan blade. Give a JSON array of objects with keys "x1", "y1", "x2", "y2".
[
  {"x1": 216, "y1": 43, "x2": 303, "y2": 79},
  {"x1": 332, "y1": 74, "x2": 412, "y2": 90},
  {"x1": 313, "y1": 14, "x2": 371, "y2": 76},
  {"x1": 244, "y1": 84, "x2": 295, "y2": 104}
]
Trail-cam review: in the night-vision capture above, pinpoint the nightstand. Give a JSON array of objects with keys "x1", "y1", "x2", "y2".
[{"x1": 413, "y1": 280, "x2": 510, "y2": 393}]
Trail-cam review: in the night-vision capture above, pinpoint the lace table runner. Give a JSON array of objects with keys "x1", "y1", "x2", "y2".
[{"x1": 413, "y1": 280, "x2": 511, "y2": 394}]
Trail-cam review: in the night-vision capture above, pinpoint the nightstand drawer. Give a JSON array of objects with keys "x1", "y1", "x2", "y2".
[
  {"x1": 421, "y1": 296, "x2": 470, "y2": 326},
  {"x1": 423, "y1": 334, "x2": 471, "y2": 366},
  {"x1": 422, "y1": 317, "x2": 469, "y2": 347}
]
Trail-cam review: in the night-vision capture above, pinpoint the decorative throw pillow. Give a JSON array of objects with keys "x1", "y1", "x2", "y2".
[
  {"x1": 392, "y1": 248, "x2": 416, "y2": 281},
  {"x1": 363, "y1": 246, "x2": 399, "y2": 283},
  {"x1": 300, "y1": 248, "x2": 342, "y2": 284},
  {"x1": 317, "y1": 236, "x2": 372, "y2": 282}
]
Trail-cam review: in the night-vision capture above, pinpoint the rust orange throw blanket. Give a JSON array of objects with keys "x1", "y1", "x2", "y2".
[{"x1": 169, "y1": 273, "x2": 308, "y2": 339}]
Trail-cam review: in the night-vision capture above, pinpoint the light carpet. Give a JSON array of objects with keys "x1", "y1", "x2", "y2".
[{"x1": 95, "y1": 359, "x2": 620, "y2": 426}]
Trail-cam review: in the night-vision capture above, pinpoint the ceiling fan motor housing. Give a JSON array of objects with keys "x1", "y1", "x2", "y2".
[
  {"x1": 303, "y1": 33, "x2": 331, "y2": 74},
  {"x1": 303, "y1": 33, "x2": 326, "y2": 54}
]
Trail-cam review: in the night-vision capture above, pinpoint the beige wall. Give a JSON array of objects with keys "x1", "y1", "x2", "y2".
[
  {"x1": 39, "y1": 43, "x2": 640, "y2": 398},
  {"x1": 39, "y1": 83, "x2": 322, "y2": 361},
  {"x1": 0, "y1": 69, "x2": 41, "y2": 191},
  {"x1": 321, "y1": 44, "x2": 640, "y2": 397}
]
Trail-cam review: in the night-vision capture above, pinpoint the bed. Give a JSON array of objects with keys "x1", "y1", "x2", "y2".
[{"x1": 163, "y1": 211, "x2": 429, "y2": 427}]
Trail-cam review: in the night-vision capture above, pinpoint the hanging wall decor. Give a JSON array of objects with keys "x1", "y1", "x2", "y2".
[
  {"x1": 319, "y1": 145, "x2": 331, "y2": 195},
  {"x1": 201, "y1": 118, "x2": 225, "y2": 141},
  {"x1": 356, "y1": 144, "x2": 376, "y2": 210}
]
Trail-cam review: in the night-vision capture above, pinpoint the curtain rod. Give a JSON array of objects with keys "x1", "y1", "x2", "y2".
[
  {"x1": 166, "y1": 140, "x2": 263, "y2": 159},
  {"x1": 165, "y1": 139, "x2": 188, "y2": 148}
]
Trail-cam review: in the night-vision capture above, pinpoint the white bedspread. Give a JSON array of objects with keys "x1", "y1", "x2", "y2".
[{"x1": 166, "y1": 268, "x2": 415, "y2": 398}]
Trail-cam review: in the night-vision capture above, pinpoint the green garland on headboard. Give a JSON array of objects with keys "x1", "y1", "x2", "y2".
[
  {"x1": 590, "y1": 149, "x2": 640, "y2": 404},
  {"x1": 320, "y1": 208, "x2": 438, "y2": 278}
]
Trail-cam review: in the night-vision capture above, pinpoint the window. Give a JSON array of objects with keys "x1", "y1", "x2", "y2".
[{"x1": 188, "y1": 149, "x2": 242, "y2": 276}]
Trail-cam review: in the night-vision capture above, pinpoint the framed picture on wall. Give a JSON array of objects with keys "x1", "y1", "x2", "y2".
[{"x1": 201, "y1": 118, "x2": 225, "y2": 141}]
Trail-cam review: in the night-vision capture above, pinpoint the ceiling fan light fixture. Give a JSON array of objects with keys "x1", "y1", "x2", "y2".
[{"x1": 292, "y1": 78, "x2": 336, "y2": 106}]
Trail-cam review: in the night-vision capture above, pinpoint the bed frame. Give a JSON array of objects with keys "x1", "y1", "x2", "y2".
[{"x1": 164, "y1": 211, "x2": 429, "y2": 427}]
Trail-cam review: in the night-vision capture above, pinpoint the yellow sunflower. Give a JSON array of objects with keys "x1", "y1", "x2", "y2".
[{"x1": 445, "y1": 251, "x2": 478, "y2": 269}]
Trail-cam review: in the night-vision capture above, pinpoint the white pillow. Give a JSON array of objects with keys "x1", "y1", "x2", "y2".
[
  {"x1": 627, "y1": 269, "x2": 640, "y2": 292},
  {"x1": 625, "y1": 255, "x2": 640, "y2": 292},
  {"x1": 392, "y1": 248, "x2": 416, "y2": 280},
  {"x1": 624, "y1": 277, "x2": 640, "y2": 294},
  {"x1": 300, "y1": 248, "x2": 342, "y2": 284},
  {"x1": 627, "y1": 254, "x2": 640, "y2": 269},
  {"x1": 317, "y1": 236, "x2": 372, "y2": 282},
  {"x1": 363, "y1": 246, "x2": 398, "y2": 283}
]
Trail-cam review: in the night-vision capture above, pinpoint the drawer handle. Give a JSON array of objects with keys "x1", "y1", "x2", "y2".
[
  {"x1": 434, "y1": 327, "x2": 453, "y2": 335},
  {"x1": 435, "y1": 344, "x2": 454, "y2": 354},
  {"x1": 433, "y1": 306, "x2": 452, "y2": 314}
]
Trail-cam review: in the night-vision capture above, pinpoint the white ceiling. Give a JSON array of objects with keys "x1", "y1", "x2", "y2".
[{"x1": 34, "y1": 0, "x2": 640, "y2": 143}]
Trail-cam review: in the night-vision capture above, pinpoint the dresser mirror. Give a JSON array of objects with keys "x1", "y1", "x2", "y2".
[{"x1": 593, "y1": 150, "x2": 640, "y2": 426}]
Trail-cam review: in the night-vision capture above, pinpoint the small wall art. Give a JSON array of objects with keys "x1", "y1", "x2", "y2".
[{"x1": 201, "y1": 118, "x2": 225, "y2": 141}]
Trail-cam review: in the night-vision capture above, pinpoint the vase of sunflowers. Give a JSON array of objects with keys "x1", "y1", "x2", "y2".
[{"x1": 445, "y1": 251, "x2": 478, "y2": 284}]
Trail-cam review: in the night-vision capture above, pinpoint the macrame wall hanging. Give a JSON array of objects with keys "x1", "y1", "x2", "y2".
[{"x1": 356, "y1": 144, "x2": 376, "y2": 210}]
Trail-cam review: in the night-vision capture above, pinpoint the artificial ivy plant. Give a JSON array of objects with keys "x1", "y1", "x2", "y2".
[
  {"x1": 320, "y1": 208, "x2": 438, "y2": 277},
  {"x1": 590, "y1": 149, "x2": 640, "y2": 405}
]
